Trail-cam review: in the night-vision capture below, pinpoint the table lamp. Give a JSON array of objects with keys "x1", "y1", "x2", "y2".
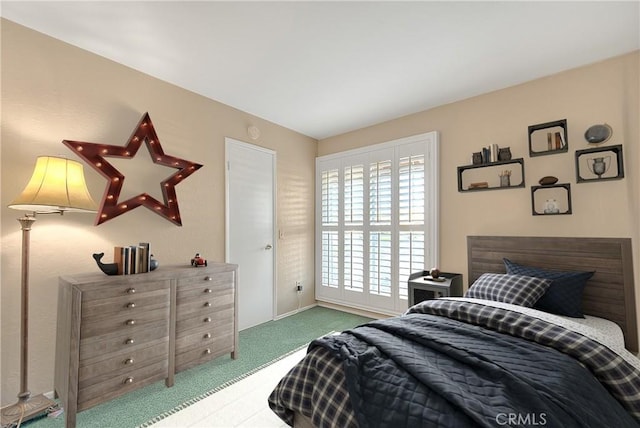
[{"x1": 2, "y1": 156, "x2": 97, "y2": 426}]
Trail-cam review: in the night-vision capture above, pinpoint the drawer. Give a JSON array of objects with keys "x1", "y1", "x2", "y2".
[
  {"x1": 177, "y1": 271, "x2": 234, "y2": 294},
  {"x1": 82, "y1": 288, "x2": 169, "y2": 322},
  {"x1": 175, "y1": 337, "x2": 233, "y2": 373},
  {"x1": 79, "y1": 340, "x2": 169, "y2": 387},
  {"x1": 81, "y1": 279, "x2": 171, "y2": 302},
  {"x1": 176, "y1": 293, "x2": 233, "y2": 321},
  {"x1": 176, "y1": 306, "x2": 233, "y2": 334},
  {"x1": 81, "y1": 306, "x2": 170, "y2": 339},
  {"x1": 176, "y1": 322, "x2": 233, "y2": 351},
  {"x1": 78, "y1": 359, "x2": 168, "y2": 411},
  {"x1": 80, "y1": 320, "x2": 168, "y2": 362}
]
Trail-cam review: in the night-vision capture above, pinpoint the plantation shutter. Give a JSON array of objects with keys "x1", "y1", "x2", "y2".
[
  {"x1": 316, "y1": 132, "x2": 439, "y2": 314},
  {"x1": 398, "y1": 154, "x2": 426, "y2": 299},
  {"x1": 320, "y1": 168, "x2": 339, "y2": 289}
]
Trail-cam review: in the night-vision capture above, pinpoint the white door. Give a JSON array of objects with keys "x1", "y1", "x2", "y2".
[{"x1": 226, "y1": 138, "x2": 276, "y2": 330}]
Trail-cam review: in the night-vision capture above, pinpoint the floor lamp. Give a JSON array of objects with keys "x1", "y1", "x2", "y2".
[{"x1": 2, "y1": 156, "x2": 97, "y2": 427}]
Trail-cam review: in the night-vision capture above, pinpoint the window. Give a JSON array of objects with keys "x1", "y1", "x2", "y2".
[{"x1": 316, "y1": 132, "x2": 439, "y2": 314}]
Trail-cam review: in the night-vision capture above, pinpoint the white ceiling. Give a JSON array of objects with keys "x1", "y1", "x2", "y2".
[{"x1": 2, "y1": 1, "x2": 638, "y2": 140}]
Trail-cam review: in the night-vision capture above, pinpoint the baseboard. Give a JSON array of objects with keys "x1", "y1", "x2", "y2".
[
  {"x1": 316, "y1": 300, "x2": 392, "y2": 320},
  {"x1": 274, "y1": 303, "x2": 317, "y2": 320}
]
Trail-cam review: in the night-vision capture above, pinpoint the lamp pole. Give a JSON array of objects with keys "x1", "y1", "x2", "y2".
[
  {"x1": 0, "y1": 216, "x2": 55, "y2": 426},
  {"x1": 18, "y1": 216, "x2": 36, "y2": 401}
]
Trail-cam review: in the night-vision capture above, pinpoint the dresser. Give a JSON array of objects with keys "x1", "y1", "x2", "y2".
[{"x1": 54, "y1": 263, "x2": 237, "y2": 428}]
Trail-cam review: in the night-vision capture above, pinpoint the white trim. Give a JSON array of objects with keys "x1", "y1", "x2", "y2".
[
  {"x1": 273, "y1": 303, "x2": 318, "y2": 320},
  {"x1": 225, "y1": 138, "x2": 278, "y2": 324},
  {"x1": 315, "y1": 131, "x2": 439, "y2": 316},
  {"x1": 317, "y1": 300, "x2": 390, "y2": 320}
]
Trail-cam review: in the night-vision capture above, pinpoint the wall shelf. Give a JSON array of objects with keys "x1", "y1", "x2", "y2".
[
  {"x1": 575, "y1": 144, "x2": 624, "y2": 183},
  {"x1": 457, "y1": 158, "x2": 525, "y2": 192},
  {"x1": 531, "y1": 183, "x2": 572, "y2": 215},
  {"x1": 528, "y1": 119, "x2": 568, "y2": 157}
]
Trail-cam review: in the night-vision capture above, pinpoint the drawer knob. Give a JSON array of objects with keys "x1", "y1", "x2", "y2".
[
  {"x1": 204, "y1": 276, "x2": 213, "y2": 281},
  {"x1": 204, "y1": 333, "x2": 211, "y2": 339},
  {"x1": 124, "y1": 377, "x2": 134, "y2": 384},
  {"x1": 126, "y1": 288, "x2": 136, "y2": 294},
  {"x1": 124, "y1": 358, "x2": 134, "y2": 365},
  {"x1": 125, "y1": 338, "x2": 135, "y2": 345},
  {"x1": 204, "y1": 288, "x2": 212, "y2": 293},
  {"x1": 125, "y1": 319, "x2": 136, "y2": 326},
  {"x1": 126, "y1": 302, "x2": 136, "y2": 309},
  {"x1": 204, "y1": 348, "x2": 211, "y2": 355},
  {"x1": 204, "y1": 302, "x2": 211, "y2": 307},
  {"x1": 204, "y1": 317, "x2": 212, "y2": 323}
]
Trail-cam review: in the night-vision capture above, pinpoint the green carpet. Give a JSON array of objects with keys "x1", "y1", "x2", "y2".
[{"x1": 25, "y1": 306, "x2": 372, "y2": 428}]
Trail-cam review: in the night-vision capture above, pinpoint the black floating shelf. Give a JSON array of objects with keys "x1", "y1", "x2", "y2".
[
  {"x1": 531, "y1": 183, "x2": 572, "y2": 216},
  {"x1": 457, "y1": 158, "x2": 525, "y2": 192}
]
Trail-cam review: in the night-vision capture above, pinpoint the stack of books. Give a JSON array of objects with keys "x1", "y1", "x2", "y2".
[{"x1": 114, "y1": 242, "x2": 151, "y2": 275}]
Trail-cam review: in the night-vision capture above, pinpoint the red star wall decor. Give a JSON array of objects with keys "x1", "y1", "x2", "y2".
[{"x1": 63, "y1": 112, "x2": 203, "y2": 226}]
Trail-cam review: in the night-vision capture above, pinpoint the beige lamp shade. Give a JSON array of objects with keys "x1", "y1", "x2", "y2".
[{"x1": 8, "y1": 156, "x2": 98, "y2": 213}]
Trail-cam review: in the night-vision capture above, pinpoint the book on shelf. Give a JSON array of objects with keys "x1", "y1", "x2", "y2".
[
  {"x1": 139, "y1": 242, "x2": 150, "y2": 273},
  {"x1": 123, "y1": 247, "x2": 131, "y2": 275},
  {"x1": 113, "y1": 243, "x2": 152, "y2": 275},
  {"x1": 114, "y1": 246, "x2": 124, "y2": 275}
]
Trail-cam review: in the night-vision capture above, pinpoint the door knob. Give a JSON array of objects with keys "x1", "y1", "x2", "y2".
[{"x1": 265, "y1": 244, "x2": 273, "y2": 250}]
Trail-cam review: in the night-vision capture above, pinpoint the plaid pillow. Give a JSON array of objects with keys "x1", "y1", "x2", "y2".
[
  {"x1": 503, "y1": 258, "x2": 595, "y2": 318},
  {"x1": 464, "y1": 273, "x2": 551, "y2": 307}
]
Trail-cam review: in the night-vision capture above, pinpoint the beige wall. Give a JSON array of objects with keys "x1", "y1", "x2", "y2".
[
  {"x1": 0, "y1": 20, "x2": 317, "y2": 403},
  {"x1": 320, "y1": 50, "x2": 640, "y2": 342},
  {"x1": 2, "y1": 17, "x2": 639, "y2": 405}
]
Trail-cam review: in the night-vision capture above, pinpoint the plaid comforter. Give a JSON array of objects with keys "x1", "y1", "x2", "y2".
[{"x1": 268, "y1": 299, "x2": 640, "y2": 427}]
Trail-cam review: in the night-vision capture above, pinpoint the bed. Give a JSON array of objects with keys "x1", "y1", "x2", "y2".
[{"x1": 268, "y1": 236, "x2": 640, "y2": 427}]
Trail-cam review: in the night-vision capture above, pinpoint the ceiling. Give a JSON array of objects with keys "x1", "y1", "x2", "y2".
[{"x1": 2, "y1": 1, "x2": 638, "y2": 140}]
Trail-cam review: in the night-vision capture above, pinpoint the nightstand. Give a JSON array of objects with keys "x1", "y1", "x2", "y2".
[{"x1": 408, "y1": 271, "x2": 463, "y2": 306}]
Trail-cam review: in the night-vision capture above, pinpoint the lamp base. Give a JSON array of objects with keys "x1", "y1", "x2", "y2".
[{"x1": 1, "y1": 393, "x2": 57, "y2": 427}]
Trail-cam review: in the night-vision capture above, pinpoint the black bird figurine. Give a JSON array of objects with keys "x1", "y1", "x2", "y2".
[{"x1": 93, "y1": 252, "x2": 119, "y2": 275}]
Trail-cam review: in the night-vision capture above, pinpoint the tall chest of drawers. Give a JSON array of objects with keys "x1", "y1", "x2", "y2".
[{"x1": 55, "y1": 263, "x2": 237, "y2": 428}]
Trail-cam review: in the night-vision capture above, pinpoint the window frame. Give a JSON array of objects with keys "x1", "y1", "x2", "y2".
[{"x1": 315, "y1": 132, "x2": 439, "y2": 315}]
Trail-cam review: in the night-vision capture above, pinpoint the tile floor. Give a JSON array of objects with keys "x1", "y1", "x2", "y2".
[{"x1": 149, "y1": 348, "x2": 307, "y2": 427}]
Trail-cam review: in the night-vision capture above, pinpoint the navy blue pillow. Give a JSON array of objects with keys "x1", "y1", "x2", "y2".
[{"x1": 503, "y1": 258, "x2": 594, "y2": 318}]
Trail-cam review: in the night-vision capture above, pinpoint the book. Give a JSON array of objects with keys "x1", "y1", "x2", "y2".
[
  {"x1": 469, "y1": 181, "x2": 489, "y2": 189},
  {"x1": 139, "y1": 242, "x2": 151, "y2": 273},
  {"x1": 129, "y1": 246, "x2": 138, "y2": 274},
  {"x1": 123, "y1": 247, "x2": 131, "y2": 275},
  {"x1": 114, "y1": 246, "x2": 124, "y2": 275}
]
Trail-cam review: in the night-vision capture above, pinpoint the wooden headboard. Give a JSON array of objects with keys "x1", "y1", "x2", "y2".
[{"x1": 467, "y1": 236, "x2": 638, "y2": 353}]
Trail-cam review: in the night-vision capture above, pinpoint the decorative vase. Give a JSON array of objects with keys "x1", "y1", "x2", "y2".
[
  {"x1": 498, "y1": 147, "x2": 512, "y2": 161},
  {"x1": 150, "y1": 256, "x2": 159, "y2": 271},
  {"x1": 589, "y1": 156, "x2": 610, "y2": 178},
  {"x1": 472, "y1": 152, "x2": 483, "y2": 165}
]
